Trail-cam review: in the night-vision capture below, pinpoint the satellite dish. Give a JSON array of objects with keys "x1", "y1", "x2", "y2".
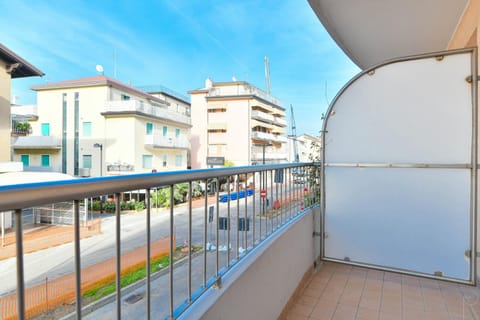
[
  {"x1": 232, "y1": 76, "x2": 237, "y2": 81},
  {"x1": 95, "y1": 65, "x2": 104, "y2": 74}
]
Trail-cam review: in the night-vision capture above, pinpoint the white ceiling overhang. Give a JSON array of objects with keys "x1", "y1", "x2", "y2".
[{"x1": 308, "y1": 0, "x2": 470, "y2": 70}]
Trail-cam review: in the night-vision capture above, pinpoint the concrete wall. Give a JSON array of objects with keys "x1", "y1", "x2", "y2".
[
  {"x1": 0, "y1": 60, "x2": 11, "y2": 162},
  {"x1": 180, "y1": 208, "x2": 319, "y2": 320},
  {"x1": 190, "y1": 92, "x2": 208, "y2": 168}
]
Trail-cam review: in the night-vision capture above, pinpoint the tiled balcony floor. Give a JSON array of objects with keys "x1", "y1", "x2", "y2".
[{"x1": 286, "y1": 262, "x2": 480, "y2": 320}]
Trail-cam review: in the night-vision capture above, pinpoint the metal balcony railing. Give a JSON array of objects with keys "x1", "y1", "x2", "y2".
[
  {"x1": 144, "y1": 135, "x2": 190, "y2": 149},
  {"x1": 0, "y1": 163, "x2": 320, "y2": 319},
  {"x1": 104, "y1": 100, "x2": 191, "y2": 126}
]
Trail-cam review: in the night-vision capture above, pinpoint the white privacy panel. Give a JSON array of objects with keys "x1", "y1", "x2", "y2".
[
  {"x1": 324, "y1": 167, "x2": 471, "y2": 280},
  {"x1": 323, "y1": 50, "x2": 475, "y2": 281},
  {"x1": 325, "y1": 53, "x2": 472, "y2": 164}
]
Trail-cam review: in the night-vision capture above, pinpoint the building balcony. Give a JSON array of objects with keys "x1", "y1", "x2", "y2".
[
  {"x1": 23, "y1": 165, "x2": 63, "y2": 173},
  {"x1": 251, "y1": 110, "x2": 275, "y2": 123},
  {"x1": 104, "y1": 99, "x2": 191, "y2": 126},
  {"x1": 274, "y1": 117, "x2": 287, "y2": 127},
  {"x1": 251, "y1": 152, "x2": 288, "y2": 161},
  {"x1": 144, "y1": 135, "x2": 190, "y2": 149},
  {"x1": 12, "y1": 135, "x2": 61, "y2": 150},
  {"x1": 207, "y1": 83, "x2": 282, "y2": 107},
  {"x1": 251, "y1": 131, "x2": 287, "y2": 144},
  {"x1": 251, "y1": 110, "x2": 287, "y2": 128}
]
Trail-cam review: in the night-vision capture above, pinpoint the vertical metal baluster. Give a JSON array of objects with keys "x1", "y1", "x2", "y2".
[
  {"x1": 295, "y1": 166, "x2": 298, "y2": 215},
  {"x1": 252, "y1": 172, "x2": 256, "y2": 247},
  {"x1": 15, "y1": 209, "x2": 25, "y2": 320},
  {"x1": 215, "y1": 178, "x2": 220, "y2": 279},
  {"x1": 203, "y1": 179, "x2": 207, "y2": 290},
  {"x1": 259, "y1": 171, "x2": 262, "y2": 241},
  {"x1": 146, "y1": 188, "x2": 151, "y2": 320},
  {"x1": 281, "y1": 169, "x2": 284, "y2": 226},
  {"x1": 74, "y1": 200, "x2": 81, "y2": 319},
  {"x1": 236, "y1": 175, "x2": 240, "y2": 259},
  {"x1": 270, "y1": 169, "x2": 274, "y2": 232},
  {"x1": 227, "y1": 177, "x2": 231, "y2": 267},
  {"x1": 275, "y1": 169, "x2": 278, "y2": 230},
  {"x1": 188, "y1": 182, "x2": 192, "y2": 303},
  {"x1": 115, "y1": 193, "x2": 121, "y2": 320},
  {"x1": 264, "y1": 170, "x2": 268, "y2": 237},
  {"x1": 289, "y1": 168, "x2": 292, "y2": 220},
  {"x1": 169, "y1": 185, "x2": 174, "y2": 320},
  {"x1": 244, "y1": 174, "x2": 248, "y2": 251}
]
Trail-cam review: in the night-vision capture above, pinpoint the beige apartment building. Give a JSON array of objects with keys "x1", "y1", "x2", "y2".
[
  {"x1": 288, "y1": 133, "x2": 321, "y2": 163},
  {"x1": 189, "y1": 78, "x2": 287, "y2": 168},
  {"x1": 0, "y1": 44, "x2": 43, "y2": 166},
  {"x1": 12, "y1": 76, "x2": 191, "y2": 176}
]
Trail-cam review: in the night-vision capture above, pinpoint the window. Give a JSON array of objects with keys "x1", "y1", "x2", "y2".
[
  {"x1": 175, "y1": 155, "x2": 182, "y2": 167},
  {"x1": 121, "y1": 94, "x2": 130, "y2": 100},
  {"x1": 146, "y1": 123, "x2": 153, "y2": 135},
  {"x1": 163, "y1": 154, "x2": 168, "y2": 167},
  {"x1": 83, "y1": 122, "x2": 92, "y2": 137},
  {"x1": 41, "y1": 155, "x2": 50, "y2": 167},
  {"x1": 142, "y1": 155, "x2": 153, "y2": 168},
  {"x1": 207, "y1": 108, "x2": 226, "y2": 113},
  {"x1": 163, "y1": 126, "x2": 168, "y2": 137},
  {"x1": 41, "y1": 123, "x2": 50, "y2": 136},
  {"x1": 175, "y1": 128, "x2": 180, "y2": 138},
  {"x1": 83, "y1": 155, "x2": 92, "y2": 168},
  {"x1": 20, "y1": 154, "x2": 29, "y2": 167}
]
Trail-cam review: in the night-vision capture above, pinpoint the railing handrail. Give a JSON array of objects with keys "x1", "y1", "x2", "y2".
[{"x1": 0, "y1": 163, "x2": 312, "y2": 211}]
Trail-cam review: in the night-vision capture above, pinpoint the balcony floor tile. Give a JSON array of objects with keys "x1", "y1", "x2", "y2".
[{"x1": 285, "y1": 262, "x2": 480, "y2": 320}]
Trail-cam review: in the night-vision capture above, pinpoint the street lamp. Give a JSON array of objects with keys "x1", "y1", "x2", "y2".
[
  {"x1": 93, "y1": 143, "x2": 103, "y2": 176},
  {"x1": 93, "y1": 143, "x2": 103, "y2": 213}
]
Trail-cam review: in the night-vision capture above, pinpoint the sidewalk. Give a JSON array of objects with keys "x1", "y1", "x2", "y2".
[
  {"x1": 0, "y1": 220, "x2": 101, "y2": 261},
  {"x1": 0, "y1": 234, "x2": 173, "y2": 320}
]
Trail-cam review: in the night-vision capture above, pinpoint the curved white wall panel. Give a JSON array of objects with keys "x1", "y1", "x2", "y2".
[{"x1": 323, "y1": 49, "x2": 476, "y2": 281}]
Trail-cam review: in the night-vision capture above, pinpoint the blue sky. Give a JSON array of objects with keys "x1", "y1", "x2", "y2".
[{"x1": 2, "y1": 0, "x2": 359, "y2": 136}]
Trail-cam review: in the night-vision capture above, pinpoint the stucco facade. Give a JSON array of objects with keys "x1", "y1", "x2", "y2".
[
  {"x1": 0, "y1": 44, "x2": 43, "y2": 165},
  {"x1": 0, "y1": 60, "x2": 11, "y2": 162},
  {"x1": 190, "y1": 79, "x2": 287, "y2": 169},
  {"x1": 14, "y1": 76, "x2": 191, "y2": 176}
]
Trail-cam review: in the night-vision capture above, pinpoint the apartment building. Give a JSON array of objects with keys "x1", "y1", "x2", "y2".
[
  {"x1": 0, "y1": 44, "x2": 43, "y2": 165},
  {"x1": 12, "y1": 76, "x2": 191, "y2": 176},
  {"x1": 287, "y1": 133, "x2": 321, "y2": 163},
  {"x1": 189, "y1": 78, "x2": 287, "y2": 168}
]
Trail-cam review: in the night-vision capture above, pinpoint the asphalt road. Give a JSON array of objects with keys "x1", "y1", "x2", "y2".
[{"x1": 0, "y1": 186, "x2": 305, "y2": 297}]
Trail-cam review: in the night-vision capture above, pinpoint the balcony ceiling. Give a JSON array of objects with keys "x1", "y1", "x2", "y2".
[{"x1": 308, "y1": 0, "x2": 470, "y2": 69}]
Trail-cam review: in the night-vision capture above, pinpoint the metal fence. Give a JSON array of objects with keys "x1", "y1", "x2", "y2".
[{"x1": 0, "y1": 163, "x2": 320, "y2": 319}]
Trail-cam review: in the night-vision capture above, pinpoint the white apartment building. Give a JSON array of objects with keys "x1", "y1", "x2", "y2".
[
  {"x1": 189, "y1": 78, "x2": 287, "y2": 168},
  {"x1": 12, "y1": 76, "x2": 191, "y2": 176},
  {"x1": 287, "y1": 133, "x2": 321, "y2": 163}
]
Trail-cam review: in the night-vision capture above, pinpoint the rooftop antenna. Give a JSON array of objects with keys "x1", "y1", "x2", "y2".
[
  {"x1": 264, "y1": 56, "x2": 271, "y2": 96},
  {"x1": 95, "y1": 64, "x2": 104, "y2": 75}
]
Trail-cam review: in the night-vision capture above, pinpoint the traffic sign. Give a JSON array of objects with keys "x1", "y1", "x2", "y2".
[{"x1": 260, "y1": 189, "x2": 267, "y2": 199}]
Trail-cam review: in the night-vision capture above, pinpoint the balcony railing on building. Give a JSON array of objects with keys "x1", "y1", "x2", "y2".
[
  {"x1": 144, "y1": 135, "x2": 190, "y2": 149},
  {"x1": 12, "y1": 136, "x2": 62, "y2": 150},
  {"x1": 207, "y1": 84, "x2": 282, "y2": 107},
  {"x1": 104, "y1": 100, "x2": 191, "y2": 126},
  {"x1": 251, "y1": 131, "x2": 287, "y2": 143},
  {"x1": 251, "y1": 110, "x2": 287, "y2": 128}
]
